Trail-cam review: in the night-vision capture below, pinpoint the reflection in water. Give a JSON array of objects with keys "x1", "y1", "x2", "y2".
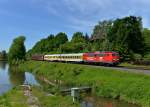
[
  {"x1": 81, "y1": 96, "x2": 140, "y2": 107},
  {"x1": 24, "y1": 72, "x2": 40, "y2": 85},
  {"x1": 0, "y1": 61, "x2": 7, "y2": 70},
  {"x1": 0, "y1": 61, "x2": 40, "y2": 95},
  {"x1": 8, "y1": 66, "x2": 25, "y2": 86}
]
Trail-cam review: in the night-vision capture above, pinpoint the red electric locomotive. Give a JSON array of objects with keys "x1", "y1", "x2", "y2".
[{"x1": 83, "y1": 51, "x2": 120, "y2": 66}]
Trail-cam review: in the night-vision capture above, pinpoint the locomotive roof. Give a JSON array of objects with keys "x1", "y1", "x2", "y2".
[
  {"x1": 45, "y1": 53, "x2": 83, "y2": 56},
  {"x1": 84, "y1": 51, "x2": 119, "y2": 54}
]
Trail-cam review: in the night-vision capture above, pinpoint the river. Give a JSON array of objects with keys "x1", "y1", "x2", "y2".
[
  {"x1": 0, "y1": 61, "x2": 39, "y2": 95},
  {"x1": 0, "y1": 61, "x2": 140, "y2": 107}
]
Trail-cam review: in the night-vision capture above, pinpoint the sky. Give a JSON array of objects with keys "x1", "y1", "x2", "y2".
[{"x1": 0, "y1": 0, "x2": 150, "y2": 52}]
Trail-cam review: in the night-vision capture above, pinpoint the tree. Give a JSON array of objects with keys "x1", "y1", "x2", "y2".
[
  {"x1": 27, "y1": 33, "x2": 68, "y2": 56},
  {"x1": 1, "y1": 50, "x2": 7, "y2": 58},
  {"x1": 55, "y1": 32, "x2": 68, "y2": 46},
  {"x1": 142, "y1": 28, "x2": 150, "y2": 54},
  {"x1": 91, "y1": 20, "x2": 113, "y2": 51},
  {"x1": 0, "y1": 50, "x2": 7, "y2": 60},
  {"x1": 91, "y1": 20, "x2": 113, "y2": 40},
  {"x1": 71, "y1": 32, "x2": 85, "y2": 43},
  {"x1": 108, "y1": 16, "x2": 145, "y2": 60},
  {"x1": 8, "y1": 36, "x2": 26, "y2": 64},
  {"x1": 60, "y1": 32, "x2": 90, "y2": 53},
  {"x1": 84, "y1": 33, "x2": 90, "y2": 42}
]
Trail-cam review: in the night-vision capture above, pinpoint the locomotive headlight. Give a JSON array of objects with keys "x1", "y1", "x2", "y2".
[{"x1": 113, "y1": 58, "x2": 116, "y2": 61}]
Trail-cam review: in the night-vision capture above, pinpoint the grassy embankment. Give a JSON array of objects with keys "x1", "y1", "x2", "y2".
[
  {"x1": 19, "y1": 61, "x2": 150, "y2": 107},
  {"x1": 0, "y1": 87, "x2": 28, "y2": 107},
  {"x1": 31, "y1": 86, "x2": 79, "y2": 107},
  {"x1": 0, "y1": 86, "x2": 79, "y2": 107}
]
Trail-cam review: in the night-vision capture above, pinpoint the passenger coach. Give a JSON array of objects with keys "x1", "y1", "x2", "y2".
[{"x1": 44, "y1": 53, "x2": 83, "y2": 62}]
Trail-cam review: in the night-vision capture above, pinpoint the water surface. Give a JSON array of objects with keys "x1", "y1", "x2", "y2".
[{"x1": 0, "y1": 61, "x2": 39, "y2": 95}]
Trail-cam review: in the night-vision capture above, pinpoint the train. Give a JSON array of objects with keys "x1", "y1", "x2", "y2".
[{"x1": 32, "y1": 51, "x2": 120, "y2": 66}]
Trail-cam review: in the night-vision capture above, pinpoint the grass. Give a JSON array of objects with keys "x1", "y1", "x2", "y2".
[
  {"x1": 31, "y1": 86, "x2": 79, "y2": 107},
  {"x1": 19, "y1": 61, "x2": 150, "y2": 107},
  {"x1": 0, "y1": 87, "x2": 28, "y2": 107},
  {"x1": 0, "y1": 86, "x2": 80, "y2": 107}
]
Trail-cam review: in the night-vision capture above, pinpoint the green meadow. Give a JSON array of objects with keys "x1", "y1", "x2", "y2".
[{"x1": 19, "y1": 61, "x2": 150, "y2": 107}]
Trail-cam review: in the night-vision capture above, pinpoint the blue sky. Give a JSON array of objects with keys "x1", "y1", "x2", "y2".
[{"x1": 0, "y1": 0, "x2": 150, "y2": 51}]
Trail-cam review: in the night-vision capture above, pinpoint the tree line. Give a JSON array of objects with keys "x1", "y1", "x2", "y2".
[
  {"x1": 0, "y1": 50, "x2": 7, "y2": 61},
  {"x1": 8, "y1": 16, "x2": 150, "y2": 64}
]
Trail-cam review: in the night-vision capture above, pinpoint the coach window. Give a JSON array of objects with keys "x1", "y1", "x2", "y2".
[
  {"x1": 95, "y1": 54, "x2": 99, "y2": 57},
  {"x1": 89, "y1": 54, "x2": 94, "y2": 57},
  {"x1": 99, "y1": 54, "x2": 104, "y2": 57}
]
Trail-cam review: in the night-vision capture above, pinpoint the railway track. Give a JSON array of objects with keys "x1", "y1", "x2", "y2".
[{"x1": 86, "y1": 64, "x2": 150, "y2": 75}]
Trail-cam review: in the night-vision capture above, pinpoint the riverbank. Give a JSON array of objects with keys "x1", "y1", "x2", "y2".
[
  {"x1": 19, "y1": 61, "x2": 150, "y2": 107},
  {"x1": 0, "y1": 86, "x2": 79, "y2": 107},
  {"x1": 0, "y1": 87, "x2": 28, "y2": 107}
]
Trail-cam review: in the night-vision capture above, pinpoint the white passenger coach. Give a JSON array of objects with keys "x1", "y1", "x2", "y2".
[{"x1": 44, "y1": 53, "x2": 83, "y2": 62}]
